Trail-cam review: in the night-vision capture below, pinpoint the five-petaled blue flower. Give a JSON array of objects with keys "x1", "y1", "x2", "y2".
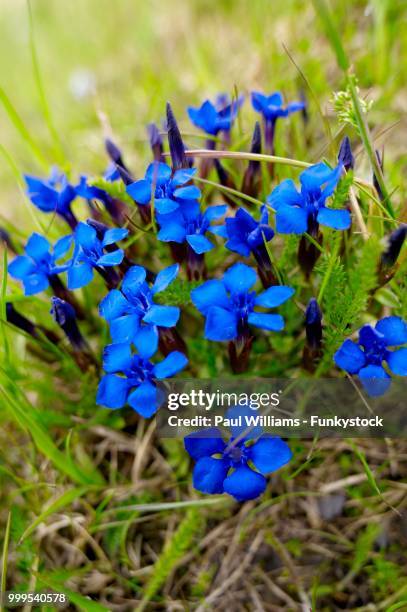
[
  {"x1": 67, "y1": 221, "x2": 128, "y2": 290},
  {"x1": 191, "y1": 263, "x2": 294, "y2": 341},
  {"x1": 8, "y1": 232, "x2": 72, "y2": 296},
  {"x1": 99, "y1": 264, "x2": 180, "y2": 347},
  {"x1": 157, "y1": 201, "x2": 227, "y2": 254},
  {"x1": 126, "y1": 162, "x2": 201, "y2": 215},
  {"x1": 97, "y1": 341, "x2": 188, "y2": 417},
  {"x1": 223, "y1": 206, "x2": 274, "y2": 257},
  {"x1": 334, "y1": 316, "x2": 407, "y2": 396},
  {"x1": 251, "y1": 91, "x2": 305, "y2": 122},
  {"x1": 187, "y1": 95, "x2": 244, "y2": 136},
  {"x1": 268, "y1": 162, "x2": 349, "y2": 234},
  {"x1": 184, "y1": 405, "x2": 292, "y2": 501},
  {"x1": 24, "y1": 167, "x2": 77, "y2": 227}
]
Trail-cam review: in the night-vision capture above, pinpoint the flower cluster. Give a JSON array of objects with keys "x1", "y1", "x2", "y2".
[
  {"x1": 185, "y1": 406, "x2": 292, "y2": 501},
  {"x1": 334, "y1": 317, "x2": 407, "y2": 396},
  {"x1": 6, "y1": 93, "x2": 404, "y2": 504}
]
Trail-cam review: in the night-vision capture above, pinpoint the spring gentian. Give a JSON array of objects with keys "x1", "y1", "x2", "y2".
[
  {"x1": 224, "y1": 206, "x2": 273, "y2": 257},
  {"x1": 24, "y1": 168, "x2": 78, "y2": 229},
  {"x1": 157, "y1": 202, "x2": 227, "y2": 254},
  {"x1": 268, "y1": 162, "x2": 349, "y2": 234},
  {"x1": 97, "y1": 342, "x2": 188, "y2": 417},
  {"x1": 126, "y1": 162, "x2": 201, "y2": 216},
  {"x1": 67, "y1": 221, "x2": 128, "y2": 290},
  {"x1": 191, "y1": 263, "x2": 294, "y2": 341},
  {"x1": 187, "y1": 95, "x2": 244, "y2": 136},
  {"x1": 184, "y1": 406, "x2": 292, "y2": 501},
  {"x1": 8, "y1": 233, "x2": 72, "y2": 295},
  {"x1": 334, "y1": 317, "x2": 407, "y2": 396},
  {"x1": 251, "y1": 91, "x2": 305, "y2": 154},
  {"x1": 99, "y1": 263, "x2": 180, "y2": 348}
]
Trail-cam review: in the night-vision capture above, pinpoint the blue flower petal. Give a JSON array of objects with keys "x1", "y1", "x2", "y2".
[
  {"x1": 102, "y1": 343, "x2": 132, "y2": 373},
  {"x1": 151, "y1": 264, "x2": 179, "y2": 295},
  {"x1": 358, "y1": 364, "x2": 391, "y2": 397},
  {"x1": 157, "y1": 222, "x2": 186, "y2": 243},
  {"x1": 251, "y1": 91, "x2": 268, "y2": 113},
  {"x1": 387, "y1": 348, "x2": 407, "y2": 376},
  {"x1": 248, "y1": 312, "x2": 285, "y2": 331},
  {"x1": 275, "y1": 205, "x2": 308, "y2": 234},
  {"x1": 53, "y1": 235, "x2": 73, "y2": 259},
  {"x1": 317, "y1": 207, "x2": 351, "y2": 230},
  {"x1": 23, "y1": 273, "x2": 50, "y2": 295},
  {"x1": 205, "y1": 306, "x2": 237, "y2": 341},
  {"x1": 249, "y1": 435, "x2": 292, "y2": 474},
  {"x1": 121, "y1": 266, "x2": 146, "y2": 299},
  {"x1": 102, "y1": 228, "x2": 129, "y2": 247},
  {"x1": 300, "y1": 163, "x2": 337, "y2": 191},
  {"x1": 186, "y1": 234, "x2": 214, "y2": 254},
  {"x1": 145, "y1": 162, "x2": 172, "y2": 186},
  {"x1": 191, "y1": 280, "x2": 230, "y2": 315},
  {"x1": 126, "y1": 179, "x2": 151, "y2": 205},
  {"x1": 223, "y1": 263, "x2": 257, "y2": 294},
  {"x1": 267, "y1": 92, "x2": 284, "y2": 106},
  {"x1": 67, "y1": 261, "x2": 94, "y2": 290},
  {"x1": 171, "y1": 167, "x2": 197, "y2": 187},
  {"x1": 110, "y1": 313, "x2": 140, "y2": 343},
  {"x1": 153, "y1": 351, "x2": 188, "y2": 379},
  {"x1": 209, "y1": 224, "x2": 228, "y2": 238},
  {"x1": 184, "y1": 428, "x2": 226, "y2": 460},
  {"x1": 8, "y1": 256, "x2": 35, "y2": 280},
  {"x1": 268, "y1": 179, "x2": 302, "y2": 209},
  {"x1": 97, "y1": 374, "x2": 129, "y2": 408},
  {"x1": 25, "y1": 233, "x2": 50, "y2": 262},
  {"x1": 174, "y1": 185, "x2": 201, "y2": 200},
  {"x1": 75, "y1": 222, "x2": 97, "y2": 249},
  {"x1": 192, "y1": 456, "x2": 229, "y2": 494},
  {"x1": 143, "y1": 304, "x2": 180, "y2": 327},
  {"x1": 154, "y1": 198, "x2": 180, "y2": 215},
  {"x1": 128, "y1": 380, "x2": 160, "y2": 417},
  {"x1": 203, "y1": 205, "x2": 227, "y2": 222},
  {"x1": 97, "y1": 249, "x2": 124, "y2": 266},
  {"x1": 334, "y1": 339, "x2": 366, "y2": 374},
  {"x1": 225, "y1": 238, "x2": 251, "y2": 257},
  {"x1": 359, "y1": 325, "x2": 382, "y2": 349},
  {"x1": 286, "y1": 101, "x2": 306, "y2": 114},
  {"x1": 223, "y1": 465, "x2": 267, "y2": 501},
  {"x1": 134, "y1": 325, "x2": 159, "y2": 359},
  {"x1": 255, "y1": 286, "x2": 294, "y2": 308},
  {"x1": 99, "y1": 289, "x2": 129, "y2": 321},
  {"x1": 375, "y1": 316, "x2": 407, "y2": 346}
]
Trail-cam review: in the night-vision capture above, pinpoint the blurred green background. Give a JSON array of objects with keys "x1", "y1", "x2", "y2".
[{"x1": 0, "y1": 0, "x2": 405, "y2": 228}]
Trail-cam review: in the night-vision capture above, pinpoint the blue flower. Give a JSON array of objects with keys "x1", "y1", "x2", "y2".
[
  {"x1": 334, "y1": 317, "x2": 407, "y2": 396},
  {"x1": 24, "y1": 168, "x2": 77, "y2": 228},
  {"x1": 223, "y1": 206, "x2": 274, "y2": 257},
  {"x1": 187, "y1": 95, "x2": 244, "y2": 136},
  {"x1": 99, "y1": 264, "x2": 180, "y2": 347},
  {"x1": 268, "y1": 162, "x2": 349, "y2": 234},
  {"x1": 184, "y1": 406, "x2": 292, "y2": 501},
  {"x1": 8, "y1": 232, "x2": 72, "y2": 295},
  {"x1": 67, "y1": 221, "x2": 128, "y2": 290},
  {"x1": 126, "y1": 162, "x2": 201, "y2": 215},
  {"x1": 97, "y1": 341, "x2": 188, "y2": 417},
  {"x1": 191, "y1": 263, "x2": 294, "y2": 341},
  {"x1": 251, "y1": 91, "x2": 305, "y2": 122},
  {"x1": 157, "y1": 202, "x2": 227, "y2": 254}
]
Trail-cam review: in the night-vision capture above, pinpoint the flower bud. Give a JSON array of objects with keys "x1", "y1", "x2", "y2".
[
  {"x1": 166, "y1": 102, "x2": 188, "y2": 171},
  {"x1": 241, "y1": 122, "x2": 262, "y2": 198},
  {"x1": 147, "y1": 123, "x2": 164, "y2": 162},
  {"x1": 338, "y1": 136, "x2": 354, "y2": 171}
]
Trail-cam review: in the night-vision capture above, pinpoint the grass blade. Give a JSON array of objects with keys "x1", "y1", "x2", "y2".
[
  {"x1": 19, "y1": 487, "x2": 89, "y2": 542},
  {"x1": 1, "y1": 512, "x2": 12, "y2": 611},
  {"x1": 0, "y1": 87, "x2": 48, "y2": 169}
]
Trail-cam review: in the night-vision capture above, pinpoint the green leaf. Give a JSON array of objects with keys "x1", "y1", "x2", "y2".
[{"x1": 1, "y1": 512, "x2": 12, "y2": 601}]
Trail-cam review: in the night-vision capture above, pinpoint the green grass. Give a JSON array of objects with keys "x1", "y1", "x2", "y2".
[{"x1": 0, "y1": 0, "x2": 406, "y2": 609}]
